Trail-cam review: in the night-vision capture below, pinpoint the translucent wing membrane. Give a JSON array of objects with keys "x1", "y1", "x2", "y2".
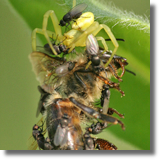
[
  {"x1": 68, "y1": 3, "x2": 88, "y2": 18},
  {"x1": 86, "y1": 34, "x2": 99, "y2": 56}
]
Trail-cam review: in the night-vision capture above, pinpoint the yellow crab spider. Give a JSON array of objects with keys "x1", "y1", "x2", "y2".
[{"x1": 31, "y1": 0, "x2": 118, "y2": 67}]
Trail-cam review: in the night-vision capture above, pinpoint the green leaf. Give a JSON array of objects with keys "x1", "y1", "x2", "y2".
[{"x1": 8, "y1": 0, "x2": 150, "y2": 150}]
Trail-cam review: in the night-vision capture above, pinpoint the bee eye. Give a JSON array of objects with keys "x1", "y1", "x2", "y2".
[{"x1": 91, "y1": 55, "x2": 100, "y2": 66}]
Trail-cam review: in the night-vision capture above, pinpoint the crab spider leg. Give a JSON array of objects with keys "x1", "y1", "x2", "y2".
[
  {"x1": 73, "y1": 0, "x2": 76, "y2": 7},
  {"x1": 42, "y1": 10, "x2": 64, "y2": 55},
  {"x1": 32, "y1": 9, "x2": 63, "y2": 55},
  {"x1": 96, "y1": 36, "x2": 108, "y2": 51},
  {"x1": 43, "y1": 10, "x2": 62, "y2": 38},
  {"x1": 67, "y1": 22, "x2": 116, "y2": 58},
  {"x1": 94, "y1": 24, "x2": 119, "y2": 67},
  {"x1": 31, "y1": 28, "x2": 56, "y2": 52},
  {"x1": 83, "y1": 22, "x2": 119, "y2": 67}
]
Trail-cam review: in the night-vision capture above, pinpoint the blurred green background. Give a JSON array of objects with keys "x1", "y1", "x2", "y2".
[{"x1": 0, "y1": 0, "x2": 150, "y2": 150}]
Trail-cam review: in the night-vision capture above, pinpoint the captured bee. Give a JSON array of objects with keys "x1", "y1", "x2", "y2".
[
  {"x1": 31, "y1": 88, "x2": 120, "y2": 150},
  {"x1": 29, "y1": 34, "x2": 134, "y2": 150},
  {"x1": 59, "y1": 3, "x2": 88, "y2": 27},
  {"x1": 30, "y1": 98, "x2": 118, "y2": 150}
]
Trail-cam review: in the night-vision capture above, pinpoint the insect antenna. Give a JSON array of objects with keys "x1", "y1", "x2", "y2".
[
  {"x1": 125, "y1": 69, "x2": 136, "y2": 76},
  {"x1": 105, "y1": 38, "x2": 125, "y2": 42}
]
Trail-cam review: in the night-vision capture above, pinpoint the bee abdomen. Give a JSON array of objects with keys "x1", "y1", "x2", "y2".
[{"x1": 95, "y1": 138, "x2": 117, "y2": 150}]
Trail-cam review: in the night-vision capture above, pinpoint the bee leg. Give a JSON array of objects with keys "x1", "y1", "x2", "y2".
[
  {"x1": 74, "y1": 71, "x2": 87, "y2": 90},
  {"x1": 69, "y1": 97, "x2": 125, "y2": 130},
  {"x1": 115, "y1": 59, "x2": 127, "y2": 77},
  {"x1": 101, "y1": 85, "x2": 110, "y2": 114},
  {"x1": 108, "y1": 64, "x2": 122, "y2": 81},
  {"x1": 73, "y1": 69, "x2": 95, "y2": 88},
  {"x1": 100, "y1": 85, "x2": 124, "y2": 118},
  {"x1": 108, "y1": 108, "x2": 124, "y2": 118},
  {"x1": 97, "y1": 75, "x2": 125, "y2": 97}
]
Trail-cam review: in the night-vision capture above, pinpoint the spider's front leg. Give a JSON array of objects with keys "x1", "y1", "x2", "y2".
[
  {"x1": 101, "y1": 24, "x2": 119, "y2": 67},
  {"x1": 31, "y1": 28, "x2": 55, "y2": 52},
  {"x1": 32, "y1": 10, "x2": 65, "y2": 55},
  {"x1": 42, "y1": 10, "x2": 64, "y2": 55}
]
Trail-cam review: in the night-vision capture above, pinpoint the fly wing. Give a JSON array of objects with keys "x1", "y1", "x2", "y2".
[
  {"x1": 29, "y1": 51, "x2": 65, "y2": 93},
  {"x1": 86, "y1": 34, "x2": 99, "y2": 56},
  {"x1": 68, "y1": 3, "x2": 87, "y2": 18},
  {"x1": 27, "y1": 117, "x2": 46, "y2": 150},
  {"x1": 54, "y1": 124, "x2": 68, "y2": 147},
  {"x1": 36, "y1": 86, "x2": 51, "y2": 117}
]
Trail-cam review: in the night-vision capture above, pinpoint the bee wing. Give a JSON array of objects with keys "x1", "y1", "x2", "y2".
[
  {"x1": 86, "y1": 34, "x2": 99, "y2": 56},
  {"x1": 29, "y1": 52, "x2": 65, "y2": 93},
  {"x1": 54, "y1": 124, "x2": 68, "y2": 147},
  {"x1": 36, "y1": 86, "x2": 51, "y2": 117},
  {"x1": 27, "y1": 117, "x2": 46, "y2": 150},
  {"x1": 68, "y1": 3, "x2": 87, "y2": 18}
]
